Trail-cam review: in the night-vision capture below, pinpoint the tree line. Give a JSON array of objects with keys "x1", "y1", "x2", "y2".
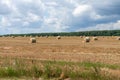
[{"x1": 1, "y1": 30, "x2": 120, "y2": 37}]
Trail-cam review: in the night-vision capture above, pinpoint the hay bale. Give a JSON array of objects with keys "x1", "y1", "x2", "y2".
[
  {"x1": 30, "y1": 37, "x2": 36, "y2": 43},
  {"x1": 2, "y1": 36, "x2": 5, "y2": 37},
  {"x1": 93, "y1": 37, "x2": 98, "y2": 41},
  {"x1": 80, "y1": 36, "x2": 83, "y2": 38},
  {"x1": 117, "y1": 37, "x2": 120, "y2": 40},
  {"x1": 56, "y1": 36, "x2": 61, "y2": 40},
  {"x1": 12, "y1": 36, "x2": 15, "y2": 38},
  {"x1": 84, "y1": 37, "x2": 90, "y2": 42},
  {"x1": 45, "y1": 36, "x2": 48, "y2": 38}
]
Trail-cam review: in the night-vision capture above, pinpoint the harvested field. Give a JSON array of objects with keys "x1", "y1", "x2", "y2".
[
  {"x1": 0, "y1": 36, "x2": 120, "y2": 64},
  {"x1": 0, "y1": 36, "x2": 120, "y2": 79}
]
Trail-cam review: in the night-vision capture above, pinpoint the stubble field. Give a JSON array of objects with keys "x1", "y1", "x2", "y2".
[
  {"x1": 0, "y1": 36, "x2": 120, "y2": 80},
  {"x1": 0, "y1": 36, "x2": 120, "y2": 64}
]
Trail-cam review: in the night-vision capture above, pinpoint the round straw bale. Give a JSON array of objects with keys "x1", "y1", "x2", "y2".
[
  {"x1": 56, "y1": 36, "x2": 61, "y2": 40},
  {"x1": 30, "y1": 37, "x2": 36, "y2": 43},
  {"x1": 93, "y1": 37, "x2": 98, "y2": 41},
  {"x1": 84, "y1": 37, "x2": 90, "y2": 42}
]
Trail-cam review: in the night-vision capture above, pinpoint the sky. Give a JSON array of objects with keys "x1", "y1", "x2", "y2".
[{"x1": 0, "y1": 0, "x2": 120, "y2": 34}]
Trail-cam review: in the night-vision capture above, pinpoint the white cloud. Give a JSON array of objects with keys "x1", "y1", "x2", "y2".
[
  {"x1": 97, "y1": 21, "x2": 120, "y2": 30},
  {"x1": 0, "y1": 0, "x2": 120, "y2": 34},
  {"x1": 23, "y1": 22, "x2": 30, "y2": 26},
  {"x1": 72, "y1": 4, "x2": 104, "y2": 20},
  {"x1": 78, "y1": 20, "x2": 120, "y2": 31},
  {"x1": 44, "y1": 18, "x2": 57, "y2": 24},
  {"x1": 1, "y1": 17, "x2": 11, "y2": 27},
  {"x1": 26, "y1": 13, "x2": 40, "y2": 22},
  {"x1": 43, "y1": 17, "x2": 69, "y2": 32},
  {"x1": 72, "y1": 5, "x2": 92, "y2": 17},
  {"x1": 91, "y1": 13, "x2": 103, "y2": 20},
  {"x1": 45, "y1": 2, "x2": 58, "y2": 6}
]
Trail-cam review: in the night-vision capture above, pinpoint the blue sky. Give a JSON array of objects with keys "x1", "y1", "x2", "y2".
[{"x1": 0, "y1": 0, "x2": 120, "y2": 34}]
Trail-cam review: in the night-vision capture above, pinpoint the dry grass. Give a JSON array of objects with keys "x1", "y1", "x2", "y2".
[
  {"x1": 0, "y1": 57, "x2": 119, "y2": 80},
  {"x1": 0, "y1": 36, "x2": 120, "y2": 79}
]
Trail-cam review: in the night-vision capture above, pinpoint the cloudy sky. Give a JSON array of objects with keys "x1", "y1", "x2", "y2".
[{"x1": 0, "y1": 0, "x2": 120, "y2": 34}]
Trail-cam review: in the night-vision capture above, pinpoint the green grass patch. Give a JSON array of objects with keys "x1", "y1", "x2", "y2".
[{"x1": 0, "y1": 58, "x2": 119, "y2": 80}]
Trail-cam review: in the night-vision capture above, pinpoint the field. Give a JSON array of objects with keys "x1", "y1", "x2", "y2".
[{"x1": 0, "y1": 36, "x2": 120, "y2": 80}]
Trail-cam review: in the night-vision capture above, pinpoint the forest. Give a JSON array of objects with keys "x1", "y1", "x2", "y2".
[{"x1": 1, "y1": 30, "x2": 120, "y2": 37}]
